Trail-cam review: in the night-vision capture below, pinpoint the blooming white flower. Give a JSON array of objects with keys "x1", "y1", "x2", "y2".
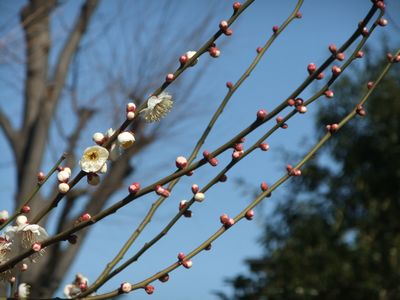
[
  {"x1": 18, "y1": 283, "x2": 30, "y2": 299},
  {"x1": 140, "y1": 92, "x2": 173, "y2": 122},
  {"x1": 117, "y1": 132, "x2": 135, "y2": 149},
  {"x1": 79, "y1": 145, "x2": 109, "y2": 173},
  {"x1": 6, "y1": 216, "x2": 48, "y2": 250}
]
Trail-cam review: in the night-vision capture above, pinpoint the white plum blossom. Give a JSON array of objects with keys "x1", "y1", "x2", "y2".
[
  {"x1": 79, "y1": 145, "x2": 109, "y2": 173},
  {"x1": 117, "y1": 132, "x2": 135, "y2": 149},
  {"x1": 0, "y1": 238, "x2": 13, "y2": 281},
  {"x1": 5, "y1": 215, "x2": 48, "y2": 250},
  {"x1": 140, "y1": 91, "x2": 173, "y2": 122},
  {"x1": 18, "y1": 283, "x2": 30, "y2": 299}
]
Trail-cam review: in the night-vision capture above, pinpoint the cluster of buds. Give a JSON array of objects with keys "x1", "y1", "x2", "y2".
[
  {"x1": 287, "y1": 164, "x2": 302, "y2": 176},
  {"x1": 219, "y1": 20, "x2": 233, "y2": 36},
  {"x1": 232, "y1": 140, "x2": 244, "y2": 160},
  {"x1": 203, "y1": 150, "x2": 218, "y2": 166},
  {"x1": 289, "y1": 98, "x2": 307, "y2": 114},
  {"x1": 155, "y1": 185, "x2": 170, "y2": 197},
  {"x1": 220, "y1": 213, "x2": 235, "y2": 228},
  {"x1": 356, "y1": 105, "x2": 367, "y2": 116},
  {"x1": 63, "y1": 273, "x2": 89, "y2": 298},
  {"x1": 307, "y1": 63, "x2": 324, "y2": 80},
  {"x1": 126, "y1": 102, "x2": 136, "y2": 120},
  {"x1": 57, "y1": 167, "x2": 72, "y2": 194},
  {"x1": 177, "y1": 252, "x2": 193, "y2": 268},
  {"x1": 276, "y1": 116, "x2": 288, "y2": 129},
  {"x1": 208, "y1": 43, "x2": 220, "y2": 58},
  {"x1": 326, "y1": 123, "x2": 339, "y2": 133}
]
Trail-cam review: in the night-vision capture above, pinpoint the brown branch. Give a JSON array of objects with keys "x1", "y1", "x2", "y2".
[{"x1": 0, "y1": 108, "x2": 19, "y2": 156}]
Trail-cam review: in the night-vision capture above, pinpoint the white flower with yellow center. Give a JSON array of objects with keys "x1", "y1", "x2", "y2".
[
  {"x1": 79, "y1": 145, "x2": 109, "y2": 173},
  {"x1": 140, "y1": 91, "x2": 173, "y2": 122}
]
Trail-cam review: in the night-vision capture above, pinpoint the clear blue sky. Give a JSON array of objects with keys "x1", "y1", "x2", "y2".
[{"x1": 0, "y1": 1, "x2": 399, "y2": 299}]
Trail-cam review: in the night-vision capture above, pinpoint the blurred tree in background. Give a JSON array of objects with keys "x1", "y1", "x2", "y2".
[{"x1": 221, "y1": 50, "x2": 400, "y2": 300}]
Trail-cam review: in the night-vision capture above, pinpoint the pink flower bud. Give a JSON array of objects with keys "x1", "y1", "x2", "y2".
[
  {"x1": 296, "y1": 12, "x2": 302, "y2": 18},
  {"x1": 191, "y1": 184, "x2": 199, "y2": 194},
  {"x1": 128, "y1": 182, "x2": 141, "y2": 194},
  {"x1": 245, "y1": 209, "x2": 254, "y2": 220},
  {"x1": 328, "y1": 44, "x2": 337, "y2": 54},
  {"x1": 361, "y1": 27, "x2": 369, "y2": 37},
  {"x1": 260, "y1": 181, "x2": 268, "y2": 191},
  {"x1": 256, "y1": 47, "x2": 263, "y2": 53},
  {"x1": 220, "y1": 214, "x2": 229, "y2": 224},
  {"x1": 232, "y1": 150, "x2": 244, "y2": 160},
  {"x1": 256, "y1": 109, "x2": 267, "y2": 121},
  {"x1": 179, "y1": 200, "x2": 188, "y2": 211},
  {"x1": 81, "y1": 213, "x2": 91, "y2": 222},
  {"x1": 179, "y1": 55, "x2": 188, "y2": 65},
  {"x1": 336, "y1": 52, "x2": 345, "y2": 61},
  {"x1": 276, "y1": 116, "x2": 284, "y2": 123},
  {"x1": 356, "y1": 51, "x2": 364, "y2": 58},
  {"x1": 297, "y1": 105, "x2": 307, "y2": 114},
  {"x1": 224, "y1": 28, "x2": 233, "y2": 36},
  {"x1": 332, "y1": 65, "x2": 341, "y2": 76},
  {"x1": 219, "y1": 20, "x2": 228, "y2": 30},
  {"x1": 316, "y1": 72, "x2": 324, "y2": 80},
  {"x1": 209, "y1": 47, "x2": 220, "y2": 58},
  {"x1": 37, "y1": 171, "x2": 45, "y2": 182},
  {"x1": 209, "y1": 157, "x2": 219, "y2": 166},
  {"x1": 177, "y1": 252, "x2": 186, "y2": 261},
  {"x1": 395, "y1": 55, "x2": 400, "y2": 63},
  {"x1": 233, "y1": 2, "x2": 241, "y2": 11},
  {"x1": 226, "y1": 81, "x2": 233, "y2": 89},
  {"x1": 272, "y1": 25, "x2": 279, "y2": 33},
  {"x1": 287, "y1": 99, "x2": 295, "y2": 106},
  {"x1": 307, "y1": 63, "x2": 316, "y2": 74},
  {"x1": 32, "y1": 243, "x2": 42, "y2": 252},
  {"x1": 286, "y1": 164, "x2": 293, "y2": 173},
  {"x1": 182, "y1": 260, "x2": 193, "y2": 269},
  {"x1": 375, "y1": 1, "x2": 385, "y2": 10},
  {"x1": 324, "y1": 90, "x2": 334, "y2": 98},
  {"x1": 145, "y1": 285, "x2": 154, "y2": 295},
  {"x1": 203, "y1": 150, "x2": 210, "y2": 159},
  {"x1": 367, "y1": 81, "x2": 374, "y2": 89},
  {"x1": 386, "y1": 53, "x2": 393, "y2": 62},
  {"x1": 378, "y1": 18, "x2": 388, "y2": 26},
  {"x1": 166, "y1": 73, "x2": 175, "y2": 83},
  {"x1": 234, "y1": 143, "x2": 243, "y2": 151},
  {"x1": 175, "y1": 156, "x2": 188, "y2": 169},
  {"x1": 126, "y1": 102, "x2": 136, "y2": 113},
  {"x1": 21, "y1": 205, "x2": 30, "y2": 214},
  {"x1": 225, "y1": 218, "x2": 235, "y2": 228},
  {"x1": 259, "y1": 143, "x2": 270, "y2": 151},
  {"x1": 120, "y1": 282, "x2": 132, "y2": 293}
]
